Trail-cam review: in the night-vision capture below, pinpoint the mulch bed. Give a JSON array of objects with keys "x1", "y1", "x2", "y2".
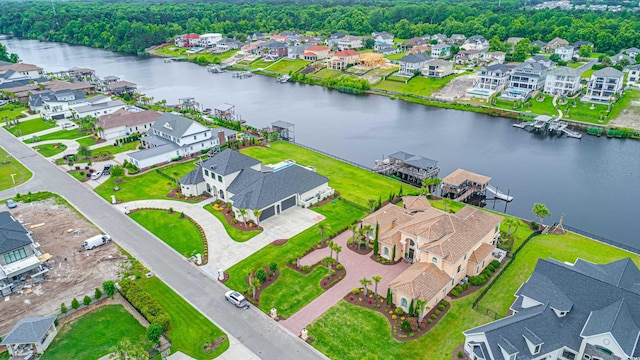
[
  {"x1": 211, "y1": 200, "x2": 263, "y2": 232},
  {"x1": 453, "y1": 344, "x2": 469, "y2": 360},
  {"x1": 344, "y1": 289, "x2": 451, "y2": 342},
  {"x1": 272, "y1": 239, "x2": 288, "y2": 246},
  {"x1": 166, "y1": 187, "x2": 211, "y2": 201},
  {"x1": 347, "y1": 243, "x2": 373, "y2": 256},
  {"x1": 203, "y1": 335, "x2": 228, "y2": 354},
  {"x1": 307, "y1": 192, "x2": 340, "y2": 209},
  {"x1": 370, "y1": 253, "x2": 404, "y2": 266},
  {"x1": 243, "y1": 267, "x2": 281, "y2": 307},
  {"x1": 319, "y1": 263, "x2": 346, "y2": 290}
]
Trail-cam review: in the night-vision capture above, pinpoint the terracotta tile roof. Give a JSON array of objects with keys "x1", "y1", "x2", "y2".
[
  {"x1": 107, "y1": 81, "x2": 137, "y2": 89},
  {"x1": 442, "y1": 168, "x2": 491, "y2": 187},
  {"x1": 379, "y1": 230, "x2": 401, "y2": 247},
  {"x1": 306, "y1": 45, "x2": 329, "y2": 52},
  {"x1": 0, "y1": 63, "x2": 42, "y2": 72},
  {"x1": 402, "y1": 196, "x2": 432, "y2": 212},
  {"x1": 97, "y1": 109, "x2": 163, "y2": 130},
  {"x1": 183, "y1": 33, "x2": 200, "y2": 39},
  {"x1": 389, "y1": 262, "x2": 451, "y2": 300},
  {"x1": 301, "y1": 52, "x2": 317, "y2": 58},
  {"x1": 362, "y1": 203, "x2": 412, "y2": 229},
  {"x1": 469, "y1": 242, "x2": 495, "y2": 264},
  {"x1": 335, "y1": 50, "x2": 360, "y2": 57}
]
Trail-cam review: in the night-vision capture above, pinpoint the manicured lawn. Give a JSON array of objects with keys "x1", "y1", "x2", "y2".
[
  {"x1": 384, "y1": 52, "x2": 406, "y2": 61},
  {"x1": 525, "y1": 95, "x2": 557, "y2": 116},
  {"x1": 3, "y1": 117, "x2": 54, "y2": 136},
  {"x1": 28, "y1": 128, "x2": 88, "y2": 142},
  {"x1": 153, "y1": 45, "x2": 239, "y2": 63},
  {"x1": 0, "y1": 103, "x2": 27, "y2": 119},
  {"x1": 129, "y1": 210, "x2": 204, "y2": 258},
  {"x1": 581, "y1": 67, "x2": 596, "y2": 79},
  {"x1": 258, "y1": 266, "x2": 328, "y2": 317},
  {"x1": 204, "y1": 204, "x2": 261, "y2": 242},
  {"x1": 241, "y1": 142, "x2": 402, "y2": 207},
  {"x1": 226, "y1": 200, "x2": 366, "y2": 294},
  {"x1": 312, "y1": 68, "x2": 344, "y2": 79},
  {"x1": 264, "y1": 59, "x2": 310, "y2": 74},
  {"x1": 92, "y1": 141, "x2": 140, "y2": 156},
  {"x1": 40, "y1": 305, "x2": 147, "y2": 360},
  {"x1": 374, "y1": 75, "x2": 460, "y2": 96},
  {"x1": 70, "y1": 170, "x2": 89, "y2": 181},
  {"x1": 0, "y1": 146, "x2": 32, "y2": 191},
  {"x1": 248, "y1": 59, "x2": 273, "y2": 69},
  {"x1": 561, "y1": 99, "x2": 611, "y2": 125},
  {"x1": 34, "y1": 142, "x2": 67, "y2": 157},
  {"x1": 94, "y1": 160, "x2": 199, "y2": 203},
  {"x1": 567, "y1": 61, "x2": 585, "y2": 68},
  {"x1": 76, "y1": 136, "x2": 98, "y2": 147},
  {"x1": 138, "y1": 277, "x2": 228, "y2": 360},
  {"x1": 477, "y1": 232, "x2": 640, "y2": 316}
]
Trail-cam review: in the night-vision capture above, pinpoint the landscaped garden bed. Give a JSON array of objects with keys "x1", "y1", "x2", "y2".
[
  {"x1": 166, "y1": 186, "x2": 211, "y2": 202},
  {"x1": 243, "y1": 263, "x2": 281, "y2": 310},
  {"x1": 204, "y1": 201, "x2": 262, "y2": 242},
  {"x1": 370, "y1": 253, "x2": 404, "y2": 265}
]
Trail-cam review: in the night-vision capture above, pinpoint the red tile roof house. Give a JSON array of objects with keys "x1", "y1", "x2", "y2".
[
  {"x1": 361, "y1": 196, "x2": 503, "y2": 313},
  {"x1": 97, "y1": 109, "x2": 163, "y2": 141},
  {"x1": 174, "y1": 33, "x2": 201, "y2": 48},
  {"x1": 301, "y1": 45, "x2": 331, "y2": 61},
  {"x1": 328, "y1": 50, "x2": 360, "y2": 70}
]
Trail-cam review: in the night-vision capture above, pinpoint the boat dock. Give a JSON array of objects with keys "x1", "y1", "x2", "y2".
[
  {"x1": 513, "y1": 115, "x2": 582, "y2": 139},
  {"x1": 277, "y1": 75, "x2": 291, "y2": 83},
  {"x1": 373, "y1": 151, "x2": 440, "y2": 188},
  {"x1": 207, "y1": 64, "x2": 227, "y2": 73},
  {"x1": 233, "y1": 71, "x2": 253, "y2": 79},
  {"x1": 441, "y1": 169, "x2": 514, "y2": 206}
]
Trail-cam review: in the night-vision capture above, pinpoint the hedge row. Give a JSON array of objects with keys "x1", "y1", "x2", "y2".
[{"x1": 119, "y1": 279, "x2": 171, "y2": 330}]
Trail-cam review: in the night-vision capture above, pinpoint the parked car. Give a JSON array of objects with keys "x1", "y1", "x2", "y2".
[
  {"x1": 6, "y1": 199, "x2": 17, "y2": 209},
  {"x1": 61, "y1": 122, "x2": 75, "y2": 129},
  {"x1": 102, "y1": 164, "x2": 112, "y2": 175},
  {"x1": 82, "y1": 234, "x2": 111, "y2": 250},
  {"x1": 91, "y1": 171, "x2": 102, "y2": 180},
  {"x1": 224, "y1": 291, "x2": 249, "y2": 308}
]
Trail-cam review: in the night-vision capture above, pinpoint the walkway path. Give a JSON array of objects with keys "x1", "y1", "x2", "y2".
[{"x1": 280, "y1": 230, "x2": 410, "y2": 335}]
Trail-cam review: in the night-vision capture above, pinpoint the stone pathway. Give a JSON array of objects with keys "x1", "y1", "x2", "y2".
[{"x1": 279, "y1": 231, "x2": 410, "y2": 335}]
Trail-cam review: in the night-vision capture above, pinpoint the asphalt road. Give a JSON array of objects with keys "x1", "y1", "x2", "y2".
[{"x1": 0, "y1": 129, "x2": 326, "y2": 360}]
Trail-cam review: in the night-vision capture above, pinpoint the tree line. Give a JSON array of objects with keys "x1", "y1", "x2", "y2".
[{"x1": 0, "y1": 1, "x2": 638, "y2": 55}]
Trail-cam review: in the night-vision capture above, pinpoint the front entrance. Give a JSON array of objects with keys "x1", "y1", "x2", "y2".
[
  {"x1": 408, "y1": 248, "x2": 415, "y2": 263},
  {"x1": 219, "y1": 189, "x2": 224, "y2": 199}
]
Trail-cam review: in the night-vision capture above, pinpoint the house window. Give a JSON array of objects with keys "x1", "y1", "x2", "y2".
[
  {"x1": 3, "y1": 248, "x2": 28, "y2": 264},
  {"x1": 464, "y1": 253, "x2": 467, "y2": 260},
  {"x1": 562, "y1": 350, "x2": 576, "y2": 360},
  {"x1": 509, "y1": 355, "x2": 516, "y2": 360},
  {"x1": 194, "y1": 135, "x2": 197, "y2": 140},
  {"x1": 594, "y1": 346, "x2": 612, "y2": 356},
  {"x1": 383, "y1": 247, "x2": 389, "y2": 257},
  {"x1": 457, "y1": 264, "x2": 462, "y2": 273},
  {"x1": 534, "y1": 344, "x2": 541, "y2": 354},
  {"x1": 432, "y1": 257, "x2": 438, "y2": 264},
  {"x1": 204, "y1": 170, "x2": 209, "y2": 177},
  {"x1": 400, "y1": 298, "x2": 408, "y2": 309},
  {"x1": 217, "y1": 175, "x2": 222, "y2": 182}
]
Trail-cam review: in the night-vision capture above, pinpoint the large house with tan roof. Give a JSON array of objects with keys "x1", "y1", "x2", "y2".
[
  {"x1": 97, "y1": 109, "x2": 163, "y2": 141},
  {"x1": 362, "y1": 197, "x2": 502, "y2": 312}
]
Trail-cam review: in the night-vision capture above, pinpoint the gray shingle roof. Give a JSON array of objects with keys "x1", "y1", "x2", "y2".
[
  {"x1": 581, "y1": 299, "x2": 639, "y2": 355},
  {"x1": 0, "y1": 211, "x2": 32, "y2": 254},
  {"x1": 180, "y1": 165, "x2": 205, "y2": 185},
  {"x1": 523, "y1": 327, "x2": 543, "y2": 345},
  {"x1": 0, "y1": 316, "x2": 56, "y2": 345},
  {"x1": 73, "y1": 100, "x2": 125, "y2": 114},
  {"x1": 548, "y1": 67, "x2": 580, "y2": 77},
  {"x1": 389, "y1": 151, "x2": 437, "y2": 169},
  {"x1": 202, "y1": 148, "x2": 260, "y2": 176},
  {"x1": 151, "y1": 113, "x2": 207, "y2": 139},
  {"x1": 401, "y1": 53, "x2": 431, "y2": 63},
  {"x1": 127, "y1": 143, "x2": 178, "y2": 161},
  {"x1": 29, "y1": 90, "x2": 86, "y2": 108},
  {"x1": 484, "y1": 64, "x2": 513, "y2": 73},
  {"x1": 593, "y1": 67, "x2": 624, "y2": 78}
]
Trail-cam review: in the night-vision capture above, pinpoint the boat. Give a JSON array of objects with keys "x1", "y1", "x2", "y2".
[
  {"x1": 207, "y1": 64, "x2": 226, "y2": 73},
  {"x1": 277, "y1": 75, "x2": 291, "y2": 83}
]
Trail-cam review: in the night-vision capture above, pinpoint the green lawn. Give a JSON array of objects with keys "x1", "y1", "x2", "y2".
[
  {"x1": 92, "y1": 141, "x2": 140, "y2": 156},
  {"x1": 609, "y1": 90, "x2": 640, "y2": 121},
  {"x1": 384, "y1": 52, "x2": 406, "y2": 61},
  {"x1": 129, "y1": 210, "x2": 204, "y2": 258},
  {"x1": 241, "y1": 142, "x2": 402, "y2": 207},
  {"x1": 248, "y1": 59, "x2": 273, "y2": 69},
  {"x1": 258, "y1": 266, "x2": 328, "y2": 317},
  {"x1": 76, "y1": 136, "x2": 98, "y2": 147},
  {"x1": 28, "y1": 129, "x2": 88, "y2": 142},
  {"x1": 0, "y1": 103, "x2": 27, "y2": 119},
  {"x1": 94, "y1": 160, "x2": 198, "y2": 203},
  {"x1": 41, "y1": 305, "x2": 147, "y2": 360},
  {"x1": 34, "y1": 142, "x2": 67, "y2": 157},
  {"x1": 477, "y1": 232, "x2": 640, "y2": 315},
  {"x1": 153, "y1": 45, "x2": 239, "y2": 64},
  {"x1": 3, "y1": 118, "x2": 54, "y2": 136},
  {"x1": 138, "y1": 277, "x2": 229, "y2": 360},
  {"x1": 226, "y1": 200, "x2": 366, "y2": 294},
  {"x1": 204, "y1": 204, "x2": 261, "y2": 242},
  {"x1": 581, "y1": 67, "x2": 596, "y2": 79},
  {"x1": 0, "y1": 146, "x2": 32, "y2": 190},
  {"x1": 312, "y1": 68, "x2": 344, "y2": 79},
  {"x1": 561, "y1": 99, "x2": 611, "y2": 125},
  {"x1": 567, "y1": 61, "x2": 585, "y2": 68},
  {"x1": 374, "y1": 75, "x2": 460, "y2": 96},
  {"x1": 263, "y1": 59, "x2": 310, "y2": 74}
]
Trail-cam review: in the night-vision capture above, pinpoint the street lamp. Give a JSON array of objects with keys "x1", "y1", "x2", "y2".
[{"x1": 10, "y1": 173, "x2": 16, "y2": 185}]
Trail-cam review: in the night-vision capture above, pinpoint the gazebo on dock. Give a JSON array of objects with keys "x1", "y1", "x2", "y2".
[
  {"x1": 441, "y1": 168, "x2": 491, "y2": 203},
  {"x1": 271, "y1": 120, "x2": 295, "y2": 142},
  {"x1": 214, "y1": 103, "x2": 236, "y2": 120},
  {"x1": 373, "y1": 151, "x2": 440, "y2": 187}
]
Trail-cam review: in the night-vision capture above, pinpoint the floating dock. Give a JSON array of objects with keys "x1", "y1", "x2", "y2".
[
  {"x1": 513, "y1": 115, "x2": 582, "y2": 139},
  {"x1": 233, "y1": 71, "x2": 253, "y2": 79}
]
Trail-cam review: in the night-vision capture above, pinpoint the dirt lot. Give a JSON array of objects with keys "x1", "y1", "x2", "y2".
[
  {"x1": 608, "y1": 99, "x2": 640, "y2": 130},
  {"x1": 0, "y1": 198, "x2": 126, "y2": 335},
  {"x1": 434, "y1": 73, "x2": 476, "y2": 100}
]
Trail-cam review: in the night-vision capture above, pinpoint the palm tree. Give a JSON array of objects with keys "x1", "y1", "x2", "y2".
[
  {"x1": 328, "y1": 240, "x2": 335, "y2": 258},
  {"x1": 253, "y1": 209, "x2": 262, "y2": 225},
  {"x1": 335, "y1": 245, "x2": 342, "y2": 263},
  {"x1": 239, "y1": 208, "x2": 248, "y2": 227},
  {"x1": 367, "y1": 198, "x2": 377, "y2": 213},
  {"x1": 77, "y1": 145, "x2": 92, "y2": 160},
  {"x1": 360, "y1": 277, "x2": 372, "y2": 298},
  {"x1": 348, "y1": 223, "x2": 357, "y2": 247},
  {"x1": 109, "y1": 340, "x2": 147, "y2": 360},
  {"x1": 371, "y1": 275, "x2": 382, "y2": 300},
  {"x1": 250, "y1": 276, "x2": 261, "y2": 300},
  {"x1": 503, "y1": 217, "x2": 519, "y2": 236},
  {"x1": 318, "y1": 222, "x2": 331, "y2": 245},
  {"x1": 172, "y1": 171, "x2": 180, "y2": 188},
  {"x1": 531, "y1": 203, "x2": 551, "y2": 226},
  {"x1": 416, "y1": 299, "x2": 429, "y2": 323},
  {"x1": 167, "y1": 181, "x2": 173, "y2": 192},
  {"x1": 362, "y1": 224, "x2": 373, "y2": 247}
]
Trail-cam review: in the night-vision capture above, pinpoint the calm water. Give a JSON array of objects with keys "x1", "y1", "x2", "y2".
[{"x1": 5, "y1": 39, "x2": 640, "y2": 250}]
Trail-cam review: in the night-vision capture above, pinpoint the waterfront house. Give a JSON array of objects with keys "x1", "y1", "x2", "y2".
[
  {"x1": 422, "y1": 59, "x2": 454, "y2": 78},
  {"x1": 359, "y1": 53, "x2": 385, "y2": 68},
  {"x1": 328, "y1": 50, "x2": 360, "y2": 70},
  {"x1": 337, "y1": 36, "x2": 363, "y2": 50},
  {"x1": 627, "y1": 64, "x2": 640, "y2": 87},
  {"x1": 0, "y1": 316, "x2": 58, "y2": 357},
  {"x1": 287, "y1": 44, "x2": 310, "y2": 59},
  {"x1": 97, "y1": 109, "x2": 163, "y2": 141},
  {"x1": 181, "y1": 149, "x2": 333, "y2": 222},
  {"x1": 467, "y1": 64, "x2": 513, "y2": 99},
  {"x1": 544, "y1": 67, "x2": 581, "y2": 96},
  {"x1": 584, "y1": 67, "x2": 624, "y2": 103},
  {"x1": 0, "y1": 63, "x2": 44, "y2": 81},
  {"x1": 106, "y1": 80, "x2": 137, "y2": 96},
  {"x1": 554, "y1": 45, "x2": 575, "y2": 61},
  {"x1": 28, "y1": 90, "x2": 87, "y2": 120},
  {"x1": 462, "y1": 35, "x2": 489, "y2": 51},
  {"x1": 215, "y1": 38, "x2": 242, "y2": 52},
  {"x1": 0, "y1": 211, "x2": 45, "y2": 296},
  {"x1": 174, "y1": 33, "x2": 200, "y2": 48},
  {"x1": 431, "y1": 44, "x2": 451, "y2": 58},
  {"x1": 301, "y1": 45, "x2": 331, "y2": 61},
  {"x1": 199, "y1": 33, "x2": 223, "y2": 48},
  {"x1": 262, "y1": 42, "x2": 288, "y2": 61},
  {"x1": 361, "y1": 197, "x2": 502, "y2": 314},
  {"x1": 73, "y1": 96, "x2": 126, "y2": 119},
  {"x1": 372, "y1": 31, "x2": 394, "y2": 45},
  {"x1": 463, "y1": 257, "x2": 640, "y2": 360},
  {"x1": 399, "y1": 53, "x2": 432, "y2": 76},
  {"x1": 503, "y1": 61, "x2": 549, "y2": 100},
  {"x1": 543, "y1": 37, "x2": 569, "y2": 52}
]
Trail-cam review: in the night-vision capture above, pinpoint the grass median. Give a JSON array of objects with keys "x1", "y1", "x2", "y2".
[{"x1": 204, "y1": 204, "x2": 261, "y2": 242}]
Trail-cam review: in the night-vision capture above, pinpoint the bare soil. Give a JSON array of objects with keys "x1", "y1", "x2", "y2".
[{"x1": 1, "y1": 199, "x2": 126, "y2": 335}]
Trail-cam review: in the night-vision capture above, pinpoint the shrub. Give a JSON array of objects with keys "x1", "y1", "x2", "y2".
[
  {"x1": 256, "y1": 268, "x2": 267, "y2": 283},
  {"x1": 481, "y1": 269, "x2": 491, "y2": 277},
  {"x1": 531, "y1": 221, "x2": 539, "y2": 230},
  {"x1": 427, "y1": 319, "x2": 432, "y2": 324},
  {"x1": 434, "y1": 309, "x2": 440, "y2": 316},
  {"x1": 301, "y1": 265, "x2": 310, "y2": 272},
  {"x1": 468, "y1": 275, "x2": 488, "y2": 286},
  {"x1": 458, "y1": 350, "x2": 464, "y2": 358},
  {"x1": 462, "y1": 282, "x2": 470, "y2": 290},
  {"x1": 430, "y1": 313, "x2": 437, "y2": 319},
  {"x1": 391, "y1": 314, "x2": 397, "y2": 320},
  {"x1": 438, "y1": 304, "x2": 446, "y2": 311},
  {"x1": 119, "y1": 279, "x2": 171, "y2": 330},
  {"x1": 83, "y1": 295, "x2": 91, "y2": 306},
  {"x1": 394, "y1": 307, "x2": 405, "y2": 316},
  {"x1": 336, "y1": 263, "x2": 344, "y2": 270},
  {"x1": 60, "y1": 302, "x2": 67, "y2": 314},
  {"x1": 450, "y1": 289, "x2": 460, "y2": 296},
  {"x1": 401, "y1": 320, "x2": 411, "y2": 332},
  {"x1": 102, "y1": 280, "x2": 116, "y2": 297},
  {"x1": 94, "y1": 287, "x2": 102, "y2": 299},
  {"x1": 146, "y1": 323, "x2": 164, "y2": 343},
  {"x1": 352, "y1": 288, "x2": 360, "y2": 294},
  {"x1": 487, "y1": 264, "x2": 496, "y2": 273},
  {"x1": 490, "y1": 259, "x2": 500, "y2": 268},
  {"x1": 269, "y1": 262, "x2": 278, "y2": 273},
  {"x1": 71, "y1": 297, "x2": 80, "y2": 310},
  {"x1": 180, "y1": 212, "x2": 185, "y2": 218}
]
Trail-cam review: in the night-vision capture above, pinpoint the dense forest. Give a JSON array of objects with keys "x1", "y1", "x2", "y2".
[
  {"x1": 0, "y1": 42, "x2": 19, "y2": 63},
  {"x1": 0, "y1": 1, "x2": 638, "y2": 55}
]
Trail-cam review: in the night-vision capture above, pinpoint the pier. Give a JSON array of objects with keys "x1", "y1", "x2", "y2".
[
  {"x1": 441, "y1": 169, "x2": 513, "y2": 206},
  {"x1": 512, "y1": 115, "x2": 582, "y2": 139},
  {"x1": 374, "y1": 151, "x2": 440, "y2": 187},
  {"x1": 233, "y1": 71, "x2": 253, "y2": 79}
]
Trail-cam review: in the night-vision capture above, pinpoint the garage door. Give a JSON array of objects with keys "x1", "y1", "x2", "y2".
[
  {"x1": 260, "y1": 206, "x2": 275, "y2": 221},
  {"x1": 281, "y1": 196, "x2": 297, "y2": 211},
  {"x1": 52, "y1": 114, "x2": 65, "y2": 120}
]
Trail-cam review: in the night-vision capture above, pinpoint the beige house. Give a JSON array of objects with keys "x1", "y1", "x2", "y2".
[
  {"x1": 302, "y1": 45, "x2": 331, "y2": 61},
  {"x1": 328, "y1": 50, "x2": 360, "y2": 70},
  {"x1": 362, "y1": 197, "x2": 502, "y2": 312},
  {"x1": 422, "y1": 59, "x2": 454, "y2": 78}
]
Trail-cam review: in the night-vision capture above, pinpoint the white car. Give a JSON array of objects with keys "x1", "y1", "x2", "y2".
[
  {"x1": 91, "y1": 171, "x2": 102, "y2": 180},
  {"x1": 225, "y1": 291, "x2": 249, "y2": 308}
]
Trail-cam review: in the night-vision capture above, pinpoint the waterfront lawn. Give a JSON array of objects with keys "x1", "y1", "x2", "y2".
[
  {"x1": 241, "y1": 141, "x2": 402, "y2": 207},
  {"x1": 34, "y1": 142, "x2": 67, "y2": 157},
  {"x1": 92, "y1": 140, "x2": 140, "y2": 155},
  {"x1": 309, "y1": 295, "x2": 492, "y2": 360},
  {"x1": 265, "y1": 59, "x2": 310, "y2": 74},
  {"x1": 94, "y1": 160, "x2": 198, "y2": 202},
  {"x1": 0, "y1": 146, "x2": 32, "y2": 191},
  {"x1": 40, "y1": 305, "x2": 147, "y2": 360},
  {"x1": 526, "y1": 95, "x2": 557, "y2": 116},
  {"x1": 154, "y1": 45, "x2": 239, "y2": 63},
  {"x1": 258, "y1": 266, "x2": 328, "y2": 317},
  {"x1": 204, "y1": 204, "x2": 261, "y2": 242},
  {"x1": 609, "y1": 90, "x2": 640, "y2": 121},
  {"x1": 138, "y1": 277, "x2": 229, "y2": 360},
  {"x1": 3, "y1": 117, "x2": 54, "y2": 136},
  {"x1": 28, "y1": 128, "x2": 87, "y2": 142},
  {"x1": 374, "y1": 75, "x2": 458, "y2": 96},
  {"x1": 561, "y1": 100, "x2": 611, "y2": 125},
  {"x1": 129, "y1": 210, "x2": 204, "y2": 258},
  {"x1": 226, "y1": 200, "x2": 366, "y2": 293},
  {"x1": 312, "y1": 68, "x2": 343, "y2": 79},
  {"x1": 476, "y1": 232, "x2": 640, "y2": 317},
  {"x1": 248, "y1": 59, "x2": 274, "y2": 69}
]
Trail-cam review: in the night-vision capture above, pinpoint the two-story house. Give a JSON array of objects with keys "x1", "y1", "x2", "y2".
[
  {"x1": 554, "y1": 45, "x2": 575, "y2": 61},
  {"x1": 174, "y1": 33, "x2": 200, "y2": 48},
  {"x1": 467, "y1": 64, "x2": 514, "y2": 98},
  {"x1": 372, "y1": 32, "x2": 394, "y2": 45},
  {"x1": 503, "y1": 62, "x2": 549, "y2": 100},
  {"x1": 455, "y1": 49, "x2": 485, "y2": 65},
  {"x1": 337, "y1": 36, "x2": 363, "y2": 50},
  {"x1": 462, "y1": 35, "x2": 489, "y2": 51},
  {"x1": 261, "y1": 42, "x2": 289, "y2": 61},
  {"x1": 29, "y1": 90, "x2": 88, "y2": 120},
  {"x1": 543, "y1": 37, "x2": 569, "y2": 52},
  {"x1": 180, "y1": 149, "x2": 333, "y2": 222},
  {"x1": 422, "y1": 59, "x2": 454, "y2": 78},
  {"x1": 97, "y1": 109, "x2": 163, "y2": 141},
  {"x1": 401, "y1": 37, "x2": 429, "y2": 51},
  {"x1": 399, "y1": 53, "x2": 431, "y2": 76},
  {"x1": 199, "y1": 33, "x2": 223, "y2": 48},
  {"x1": 328, "y1": 50, "x2": 360, "y2": 70},
  {"x1": 627, "y1": 64, "x2": 640, "y2": 87},
  {"x1": 544, "y1": 67, "x2": 581, "y2": 95},
  {"x1": 361, "y1": 197, "x2": 502, "y2": 313},
  {"x1": 127, "y1": 113, "x2": 234, "y2": 169},
  {"x1": 72, "y1": 96, "x2": 126, "y2": 119},
  {"x1": 0, "y1": 63, "x2": 44, "y2": 81},
  {"x1": 0, "y1": 211, "x2": 45, "y2": 296},
  {"x1": 585, "y1": 67, "x2": 624, "y2": 102},
  {"x1": 463, "y1": 257, "x2": 640, "y2": 360},
  {"x1": 301, "y1": 45, "x2": 331, "y2": 61},
  {"x1": 431, "y1": 44, "x2": 451, "y2": 58}
]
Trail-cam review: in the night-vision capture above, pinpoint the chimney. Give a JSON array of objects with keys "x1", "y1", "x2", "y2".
[{"x1": 218, "y1": 130, "x2": 226, "y2": 147}]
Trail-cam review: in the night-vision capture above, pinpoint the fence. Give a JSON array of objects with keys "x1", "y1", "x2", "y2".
[
  {"x1": 292, "y1": 142, "x2": 373, "y2": 171},
  {"x1": 563, "y1": 224, "x2": 639, "y2": 255}
]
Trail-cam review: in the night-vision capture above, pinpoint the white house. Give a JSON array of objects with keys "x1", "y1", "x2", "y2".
[
  {"x1": 627, "y1": 64, "x2": 640, "y2": 87},
  {"x1": 463, "y1": 258, "x2": 640, "y2": 360},
  {"x1": 585, "y1": 67, "x2": 624, "y2": 102},
  {"x1": 337, "y1": 35, "x2": 363, "y2": 50},
  {"x1": 199, "y1": 33, "x2": 223, "y2": 48},
  {"x1": 431, "y1": 44, "x2": 451, "y2": 58},
  {"x1": 544, "y1": 67, "x2": 581, "y2": 95},
  {"x1": 72, "y1": 96, "x2": 126, "y2": 119},
  {"x1": 422, "y1": 59, "x2": 454, "y2": 78},
  {"x1": 398, "y1": 53, "x2": 431, "y2": 76},
  {"x1": 503, "y1": 61, "x2": 549, "y2": 100},
  {"x1": 28, "y1": 90, "x2": 88, "y2": 120},
  {"x1": 372, "y1": 31, "x2": 394, "y2": 45},
  {"x1": 462, "y1": 35, "x2": 489, "y2": 51},
  {"x1": 0, "y1": 63, "x2": 44, "y2": 80},
  {"x1": 554, "y1": 45, "x2": 575, "y2": 61},
  {"x1": 467, "y1": 64, "x2": 513, "y2": 98},
  {"x1": 0, "y1": 316, "x2": 58, "y2": 357},
  {"x1": 181, "y1": 149, "x2": 334, "y2": 222},
  {"x1": 97, "y1": 109, "x2": 163, "y2": 141},
  {"x1": 127, "y1": 113, "x2": 235, "y2": 169}
]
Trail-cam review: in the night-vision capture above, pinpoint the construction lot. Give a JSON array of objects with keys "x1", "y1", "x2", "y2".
[{"x1": 0, "y1": 198, "x2": 126, "y2": 335}]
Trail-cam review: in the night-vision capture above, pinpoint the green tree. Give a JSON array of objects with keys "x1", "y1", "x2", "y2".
[
  {"x1": 371, "y1": 275, "x2": 382, "y2": 300},
  {"x1": 504, "y1": 217, "x2": 519, "y2": 236},
  {"x1": 318, "y1": 221, "x2": 331, "y2": 245},
  {"x1": 335, "y1": 244, "x2": 342, "y2": 263},
  {"x1": 348, "y1": 223, "x2": 357, "y2": 247},
  {"x1": 408, "y1": 298, "x2": 414, "y2": 317},
  {"x1": 94, "y1": 287, "x2": 102, "y2": 299},
  {"x1": 250, "y1": 276, "x2": 260, "y2": 300},
  {"x1": 512, "y1": 38, "x2": 531, "y2": 62},
  {"x1": 146, "y1": 323, "x2": 163, "y2": 344},
  {"x1": 364, "y1": 38, "x2": 375, "y2": 49},
  {"x1": 550, "y1": 53, "x2": 561, "y2": 62},
  {"x1": 367, "y1": 198, "x2": 377, "y2": 213},
  {"x1": 103, "y1": 280, "x2": 116, "y2": 297},
  {"x1": 60, "y1": 302, "x2": 67, "y2": 314},
  {"x1": 360, "y1": 277, "x2": 372, "y2": 298},
  {"x1": 532, "y1": 203, "x2": 551, "y2": 226},
  {"x1": 77, "y1": 145, "x2": 92, "y2": 160},
  {"x1": 71, "y1": 297, "x2": 80, "y2": 310},
  {"x1": 416, "y1": 299, "x2": 428, "y2": 323},
  {"x1": 110, "y1": 165, "x2": 125, "y2": 183},
  {"x1": 386, "y1": 287, "x2": 393, "y2": 306},
  {"x1": 362, "y1": 224, "x2": 373, "y2": 249},
  {"x1": 253, "y1": 209, "x2": 262, "y2": 225},
  {"x1": 239, "y1": 208, "x2": 248, "y2": 227},
  {"x1": 83, "y1": 295, "x2": 91, "y2": 306},
  {"x1": 109, "y1": 340, "x2": 147, "y2": 360},
  {"x1": 373, "y1": 237, "x2": 379, "y2": 255},
  {"x1": 579, "y1": 44, "x2": 593, "y2": 58}
]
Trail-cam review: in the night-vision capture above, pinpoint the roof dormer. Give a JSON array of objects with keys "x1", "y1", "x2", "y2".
[
  {"x1": 522, "y1": 327, "x2": 543, "y2": 355},
  {"x1": 163, "y1": 122, "x2": 173, "y2": 131},
  {"x1": 497, "y1": 336, "x2": 518, "y2": 360}
]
